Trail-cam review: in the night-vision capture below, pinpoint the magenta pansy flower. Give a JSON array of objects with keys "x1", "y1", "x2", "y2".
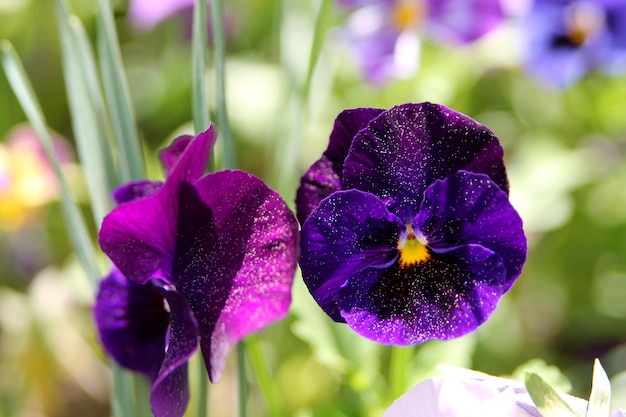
[
  {"x1": 94, "y1": 126, "x2": 299, "y2": 417},
  {"x1": 296, "y1": 103, "x2": 526, "y2": 345}
]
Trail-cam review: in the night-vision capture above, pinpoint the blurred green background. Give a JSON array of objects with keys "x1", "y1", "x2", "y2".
[{"x1": 2, "y1": 0, "x2": 626, "y2": 416}]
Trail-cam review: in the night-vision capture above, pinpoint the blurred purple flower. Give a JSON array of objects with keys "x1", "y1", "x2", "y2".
[
  {"x1": 129, "y1": 0, "x2": 198, "y2": 30},
  {"x1": 296, "y1": 103, "x2": 526, "y2": 345},
  {"x1": 383, "y1": 370, "x2": 589, "y2": 417},
  {"x1": 523, "y1": 0, "x2": 626, "y2": 87},
  {"x1": 94, "y1": 126, "x2": 299, "y2": 417},
  {"x1": 335, "y1": 0, "x2": 505, "y2": 83}
]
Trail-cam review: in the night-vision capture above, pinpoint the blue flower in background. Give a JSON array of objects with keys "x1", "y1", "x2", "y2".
[
  {"x1": 296, "y1": 103, "x2": 526, "y2": 345},
  {"x1": 523, "y1": 0, "x2": 626, "y2": 87},
  {"x1": 335, "y1": 0, "x2": 505, "y2": 83},
  {"x1": 94, "y1": 127, "x2": 299, "y2": 417}
]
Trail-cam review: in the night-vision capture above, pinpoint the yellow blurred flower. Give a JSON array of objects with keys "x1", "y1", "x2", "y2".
[{"x1": 0, "y1": 125, "x2": 72, "y2": 230}]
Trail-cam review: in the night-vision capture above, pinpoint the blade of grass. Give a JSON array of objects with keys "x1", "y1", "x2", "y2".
[
  {"x1": 97, "y1": 0, "x2": 145, "y2": 182},
  {"x1": 192, "y1": 0, "x2": 211, "y2": 134},
  {"x1": 56, "y1": 0, "x2": 118, "y2": 224},
  {"x1": 246, "y1": 335, "x2": 285, "y2": 417},
  {"x1": 237, "y1": 341, "x2": 248, "y2": 417},
  {"x1": 302, "y1": 0, "x2": 331, "y2": 99},
  {"x1": 209, "y1": 0, "x2": 235, "y2": 169},
  {"x1": 0, "y1": 40, "x2": 100, "y2": 285}
]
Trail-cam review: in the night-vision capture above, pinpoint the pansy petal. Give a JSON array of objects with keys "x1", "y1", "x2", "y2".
[
  {"x1": 151, "y1": 283, "x2": 199, "y2": 417},
  {"x1": 177, "y1": 171, "x2": 298, "y2": 382},
  {"x1": 112, "y1": 180, "x2": 163, "y2": 205},
  {"x1": 338, "y1": 245, "x2": 507, "y2": 344},
  {"x1": 296, "y1": 107, "x2": 384, "y2": 224},
  {"x1": 414, "y1": 171, "x2": 526, "y2": 287},
  {"x1": 159, "y1": 134, "x2": 193, "y2": 177},
  {"x1": 342, "y1": 103, "x2": 508, "y2": 221},
  {"x1": 99, "y1": 126, "x2": 215, "y2": 284},
  {"x1": 300, "y1": 189, "x2": 401, "y2": 322},
  {"x1": 426, "y1": 0, "x2": 504, "y2": 44},
  {"x1": 93, "y1": 268, "x2": 169, "y2": 380}
]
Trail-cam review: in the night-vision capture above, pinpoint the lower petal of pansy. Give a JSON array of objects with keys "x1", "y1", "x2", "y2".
[
  {"x1": 414, "y1": 171, "x2": 526, "y2": 287},
  {"x1": 300, "y1": 189, "x2": 401, "y2": 322},
  {"x1": 180, "y1": 170, "x2": 298, "y2": 382},
  {"x1": 93, "y1": 268, "x2": 169, "y2": 380},
  {"x1": 338, "y1": 245, "x2": 507, "y2": 345},
  {"x1": 151, "y1": 283, "x2": 199, "y2": 417}
]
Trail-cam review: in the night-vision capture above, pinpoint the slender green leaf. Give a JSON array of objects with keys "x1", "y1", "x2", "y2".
[
  {"x1": 237, "y1": 341, "x2": 248, "y2": 417},
  {"x1": 0, "y1": 40, "x2": 100, "y2": 284},
  {"x1": 588, "y1": 359, "x2": 611, "y2": 417},
  {"x1": 526, "y1": 372, "x2": 581, "y2": 417},
  {"x1": 246, "y1": 335, "x2": 286, "y2": 417},
  {"x1": 209, "y1": 0, "x2": 235, "y2": 169},
  {"x1": 303, "y1": 0, "x2": 332, "y2": 99},
  {"x1": 56, "y1": 0, "x2": 118, "y2": 224},
  {"x1": 192, "y1": 0, "x2": 210, "y2": 135},
  {"x1": 110, "y1": 363, "x2": 133, "y2": 417},
  {"x1": 97, "y1": 0, "x2": 145, "y2": 182}
]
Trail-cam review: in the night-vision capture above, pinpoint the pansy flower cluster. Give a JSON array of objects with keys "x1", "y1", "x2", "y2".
[
  {"x1": 335, "y1": 0, "x2": 505, "y2": 83},
  {"x1": 522, "y1": 0, "x2": 626, "y2": 87},
  {"x1": 296, "y1": 102, "x2": 526, "y2": 344},
  {"x1": 94, "y1": 126, "x2": 298, "y2": 417}
]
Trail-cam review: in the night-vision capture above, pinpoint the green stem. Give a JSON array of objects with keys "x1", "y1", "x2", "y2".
[
  {"x1": 196, "y1": 354, "x2": 209, "y2": 417},
  {"x1": 389, "y1": 345, "x2": 412, "y2": 403},
  {"x1": 246, "y1": 335, "x2": 285, "y2": 417},
  {"x1": 237, "y1": 342, "x2": 248, "y2": 417},
  {"x1": 209, "y1": 0, "x2": 235, "y2": 169}
]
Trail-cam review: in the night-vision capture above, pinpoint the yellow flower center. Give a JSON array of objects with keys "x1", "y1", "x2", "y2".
[
  {"x1": 398, "y1": 224, "x2": 430, "y2": 268},
  {"x1": 564, "y1": 1, "x2": 606, "y2": 45},
  {"x1": 392, "y1": 0, "x2": 424, "y2": 31}
]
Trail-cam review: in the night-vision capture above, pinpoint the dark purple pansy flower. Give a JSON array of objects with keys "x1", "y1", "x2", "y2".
[
  {"x1": 95, "y1": 126, "x2": 298, "y2": 417},
  {"x1": 335, "y1": 0, "x2": 505, "y2": 83},
  {"x1": 523, "y1": 0, "x2": 626, "y2": 87},
  {"x1": 296, "y1": 103, "x2": 526, "y2": 345}
]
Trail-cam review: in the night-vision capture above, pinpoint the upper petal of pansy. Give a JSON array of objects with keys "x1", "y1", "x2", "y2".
[
  {"x1": 176, "y1": 170, "x2": 298, "y2": 382},
  {"x1": 99, "y1": 126, "x2": 216, "y2": 284},
  {"x1": 425, "y1": 0, "x2": 504, "y2": 44},
  {"x1": 93, "y1": 268, "x2": 169, "y2": 381},
  {"x1": 159, "y1": 134, "x2": 193, "y2": 177},
  {"x1": 342, "y1": 103, "x2": 508, "y2": 222},
  {"x1": 414, "y1": 171, "x2": 526, "y2": 288},
  {"x1": 296, "y1": 108, "x2": 384, "y2": 224},
  {"x1": 338, "y1": 244, "x2": 507, "y2": 345},
  {"x1": 299, "y1": 189, "x2": 401, "y2": 322},
  {"x1": 150, "y1": 283, "x2": 199, "y2": 417}
]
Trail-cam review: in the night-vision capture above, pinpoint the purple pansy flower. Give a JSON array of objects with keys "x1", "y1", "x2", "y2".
[
  {"x1": 336, "y1": 0, "x2": 505, "y2": 83},
  {"x1": 94, "y1": 126, "x2": 299, "y2": 417},
  {"x1": 296, "y1": 103, "x2": 526, "y2": 345},
  {"x1": 522, "y1": 0, "x2": 626, "y2": 87}
]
